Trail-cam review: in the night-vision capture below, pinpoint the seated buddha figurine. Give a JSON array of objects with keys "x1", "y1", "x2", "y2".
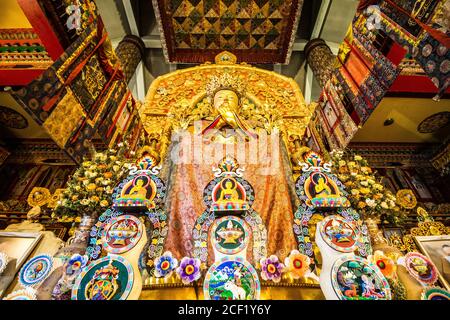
[
  {"x1": 315, "y1": 177, "x2": 333, "y2": 198},
  {"x1": 305, "y1": 172, "x2": 350, "y2": 208},
  {"x1": 212, "y1": 178, "x2": 248, "y2": 212},
  {"x1": 114, "y1": 176, "x2": 156, "y2": 210},
  {"x1": 127, "y1": 178, "x2": 147, "y2": 200},
  {"x1": 217, "y1": 181, "x2": 245, "y2": 205},
  {"x1": 202, "y1": 73, "x2": 257, "y2": 139}
]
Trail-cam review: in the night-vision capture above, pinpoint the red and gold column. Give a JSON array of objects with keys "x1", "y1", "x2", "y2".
[
  {"x1": 304, "y1": 38, "x2": 337, "y2": 89},
  {"x1": 115, "y1": 35, "x2": 145, "y2": 84}
]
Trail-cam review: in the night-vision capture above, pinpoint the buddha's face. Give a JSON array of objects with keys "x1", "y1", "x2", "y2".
[
  {"x1": 225, "y1": 181, "x2": 233, "y2": 189},
  {"x1": 136, "y1": 179, "x2": 144, "y2": 187},
  {"x1": 214, "y1": 90, "x2": 238, "y2": 109},
  {"x1": 318, "y1": 177, "x2": 325, "y2": 185}
]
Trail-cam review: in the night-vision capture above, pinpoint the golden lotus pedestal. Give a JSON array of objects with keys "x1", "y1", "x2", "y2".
[{"x1": 139, "y1": 284, "x2": 325, "y2": 300}]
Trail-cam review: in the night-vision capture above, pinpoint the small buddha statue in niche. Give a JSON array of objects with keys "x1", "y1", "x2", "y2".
[
  {"x1": 315, "y1": 176, "x2": 333, "y2": 198},
  {"x1": 128, "y1": 178, "x2": 147, "y2": 199},
  {"x1": 311, "y1": 173, "x2": 339, "y2": 199},
  {"x1": 115, "y1": 175, "x2": 156, "y2": 210},
  {"x1": 217, "y1": 180, "x2": 244, "y2": 205},
  {"x1": 202, "y1": 73, "x2": 257, "y2": 139},
  {"x1": 305, "y1": 171, "x2": 349, "y2": 207}
]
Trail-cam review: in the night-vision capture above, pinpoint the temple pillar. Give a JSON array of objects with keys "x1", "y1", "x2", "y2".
[
  {"x1": 304, "y1": 38, "x2": 336, "y2": 89},
  {"x1": 431, "y1": 138, "x2": 450, "y2": 176},
  {"x1": 115, "y1": 35, "x2": 145, "y2": 84}
]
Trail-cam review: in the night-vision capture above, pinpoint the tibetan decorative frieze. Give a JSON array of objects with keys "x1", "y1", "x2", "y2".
[{"x1": 0, "y1": 29, "x2": 53, "y2": 70}]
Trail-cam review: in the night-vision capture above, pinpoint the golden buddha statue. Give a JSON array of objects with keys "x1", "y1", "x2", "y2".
[
  {"x1": 304, "y1": 171, "x2": 349, "y2": 207},
  {"x1": 315, "y1": 177, "x2": 333, "y2": 198},
  {"x1": 115, "y1": 176, "x2": 157, "y2": 210},
  {"x1": 216, "y1": 180, "x2": 244, "y2": 205},
  {"x1": 202, "y1": 73, "x2": 257, "y2": 139},
  {"x1": 128, "y1": 179, "x2": 147, "y2": 199}
]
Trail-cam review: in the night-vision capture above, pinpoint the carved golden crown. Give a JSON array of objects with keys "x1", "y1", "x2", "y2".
[{"x1": 205, "y1": 72, "x2": 246, "y2": 100}]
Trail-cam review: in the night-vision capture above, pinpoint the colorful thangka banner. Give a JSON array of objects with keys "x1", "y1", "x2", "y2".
[
  {"x1": 379, "y1": 0, "x2": 440, "y2": 39},
  {"x1": 12, "y1": 19, "x2": 142, "y2": 164},
  {"x1": 311, "y1": 18, "x2": 405, "y2": 151},
  {"x1": 367, "y1": 0, "x2": 449, "y2": 96},
  {"x1": 413, "y1": 27, "x2": 450, "y2": 97},
  {"x1": 306, "y1": 0, "x2": 448, "y2": 154}
]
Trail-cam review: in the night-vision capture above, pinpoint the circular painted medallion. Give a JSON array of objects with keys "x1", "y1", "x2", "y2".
[
  {"x1": 101, "y1": 215, "x2": 143, "y2": 254},
  {"x1": 211, "y1": 216, "x2": 250, "y2": 255},
  {"x1": 396, "y1": 189, "x2": 417, "y2": 210},
  {"x1": 320, "y1": 215, "x2": 358, "y2": 253},
  {"x1": 72, "y1": 255, "x2": 134, "y2": 300},
  {"x1": 422, "y1": 287, "x2": 450, "y2": 300},
  {"x1": 19, "y1": 254, "x2": 53, "y2": 287},
  {"x1": 0, "y1": 106, "x2": 28, "y2": 129},
  {"x1": 203, "y1": 256, "x2": 260, "y2": 300},
  {"x1": 331, "y1": 255, "x2": 391, "y2": 300},
  {"x1": 0, "y1": 252, "x2": 8, "y2": 275},
  {"x1": 417, "y1": 112, "x2": 450, "y2": 133},
  {"x1": 3, "y1": 288, "x2": 37, "y2": 300},
  {"x1": 404, "y1": 252, "x2": 438, "y2": 285}
]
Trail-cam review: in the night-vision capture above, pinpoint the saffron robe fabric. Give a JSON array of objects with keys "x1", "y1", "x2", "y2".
[{"x1": 159, "y1": 130, "x2": 299, "y2": 265}]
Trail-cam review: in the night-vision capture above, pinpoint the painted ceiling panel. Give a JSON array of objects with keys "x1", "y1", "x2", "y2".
[{"x1": 152, "y1": 0, "x2": 304, "y2": 63}]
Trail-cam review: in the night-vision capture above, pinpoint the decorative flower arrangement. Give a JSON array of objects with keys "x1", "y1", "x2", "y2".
[
  {"x1": 176, "y1": 257, "x2": 201, "y2": 284},
  {"x1": 284, "y1": 250, "x2": 311, "y2": 279},
  {"x1": 330, "y1": 150, "x2": 407, "y2": 225},
  {"x1": 368, "y1": 250, "x2": 396, "y2": 279},
  {"x1": 54, "y1": 143, "x2": 133, "y2": 218},
  {"x1": 260, "y1": 255, "x2": 284, "y2": 283},
  {"x1": 154, "y1": 251, "x2": 178, "y2": 278}
]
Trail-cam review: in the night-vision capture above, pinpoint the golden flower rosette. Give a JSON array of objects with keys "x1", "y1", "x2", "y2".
[
  {"x1": 396, "y1": 189, "x2": 417, "y2": 210},
  {"x1": 27, "y1": 187, "x2": 51, "y2": 207},
  {"x1": 284, "y1": 249, "x2": 311, "y2": 279},
  {"x1": 368, "y1": 250, "x2": 397, "y2": 279}
]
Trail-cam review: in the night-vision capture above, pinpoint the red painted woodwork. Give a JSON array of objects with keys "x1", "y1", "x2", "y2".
[
  {"x1": 0, "y1": 69, "x2": 45, "y2": 86},
  {"x1": 16, "y1": 0, "x2": 64, "y2": 60},
  {"x1": 389, "y1": 75, "x2": 450, "y2": 94}
]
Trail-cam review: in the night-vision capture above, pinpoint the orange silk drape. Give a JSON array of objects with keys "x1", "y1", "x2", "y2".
[{"x1": 160, "y1": 132, "x2": 299, "y2": 264}]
